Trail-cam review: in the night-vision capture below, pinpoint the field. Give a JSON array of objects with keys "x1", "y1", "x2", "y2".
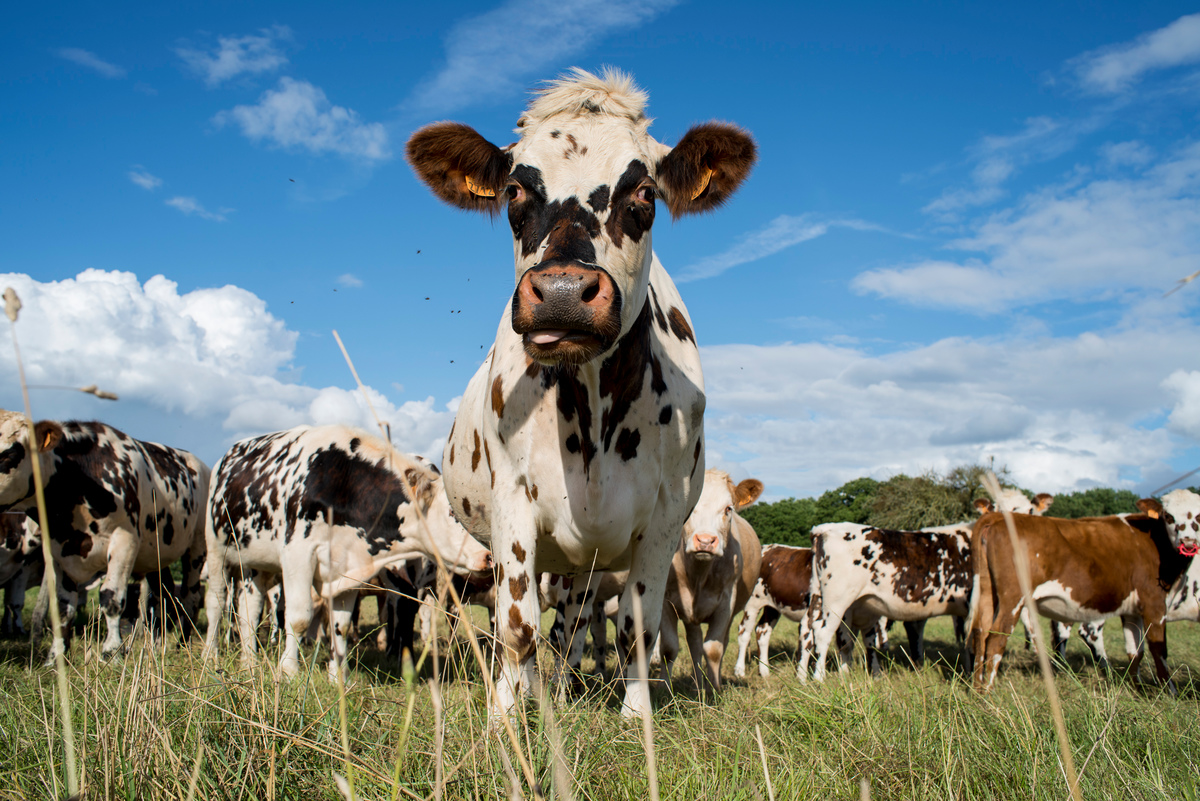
[{"x1": 1, "y1": 591, "x2": 1200, "y2": 801}]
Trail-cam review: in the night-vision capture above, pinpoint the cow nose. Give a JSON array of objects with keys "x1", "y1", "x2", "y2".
[
  {"x1": 692, "y1": 532, "x2": 719, "y2": 553},
  {"x1": 516, "y1": 264, "x2": 614, "y2": 320}
]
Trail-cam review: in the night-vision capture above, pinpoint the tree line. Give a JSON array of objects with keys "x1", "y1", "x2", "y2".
[{"x1": 739, "y1": 464, "x2": 1154, "y2": 548}]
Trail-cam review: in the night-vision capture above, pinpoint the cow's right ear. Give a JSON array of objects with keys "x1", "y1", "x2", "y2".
[
  {"x1": 33, "y1": 420, "x2": 63, "y2": 452},
  {"x1": 974, "y1": 498, "x2": 993, "y2": 515},
  {"x1": 406, "y1": 122, "x2": 513, "y2": 215},
  {"x1": 657, "y1": 122, "x2": 756, "y2": 218},
  {"x1": 1137, "y1": 498, "x2": 1163, "y2": 518}
]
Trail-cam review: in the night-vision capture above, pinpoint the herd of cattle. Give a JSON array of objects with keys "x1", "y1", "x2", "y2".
[{"x1": 3, "y1": 69, "x2": 1200, "y2": 723}]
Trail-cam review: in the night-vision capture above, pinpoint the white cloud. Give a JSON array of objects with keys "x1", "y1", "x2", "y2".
[
  {"x1": 55, "y1": 48, "x2": 126, "y2": 79},
  {"x1": 165, "y1": 196, "x2": 230, "y2": 222},
  {"x1": 1069, "y1": 13, "x2": 1200, "y2": 94},
  {"x1": 0, "y1": 270, "x2": 456, "y2": 463},
  {"x1": 176, "y1": 25, "x2": 291, "y2": 87},
  {"x1": 337, "y1": 273, "x2": 363, "y2": 288},
  {"x1": 405, "y1": 0, "x2": 681, "y2": 115},
  {"x1": 701, "y1": 317, "x2": 1200, "y2": 499},
  {"x1": 128, "y1": 168, "x2": 162, "y2": 191},
  {"x1": 1101, "y1": 140, "x2": 1155, "y2": 168},
  {"x1": 214, "y1": 77, "x2": 391, "y2": 161},
  {"x1": 676, "y1": 215, "x2": 882, "y2": 283},
  {"x1": 856, "y1": 142, "x2": 1200, "y2": 312}
]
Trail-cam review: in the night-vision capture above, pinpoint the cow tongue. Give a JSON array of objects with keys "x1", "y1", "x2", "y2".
[{"x1": 530, "y1": 330, "x2": 569, "y2": 345}]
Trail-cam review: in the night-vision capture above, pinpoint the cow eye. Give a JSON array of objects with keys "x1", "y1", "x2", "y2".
[
  {"x1": 506, "y1": 183, "x2": 525, "y2": 203},
  {"x1": 635, "y1": 185, "x2": 655, "y2": 204},
  {"x1": 724, "y1": 506, "x2": 733, "y2": 517}
]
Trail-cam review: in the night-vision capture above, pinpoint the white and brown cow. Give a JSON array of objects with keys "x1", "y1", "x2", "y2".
[
  {"x1": 968, "y1": 505, "x2": 1190, "y2": 693},
  {"x1": 0, "y1": 411, "x2": 209, "y2": 658},
  {"x1": 203, "y1": 425, "x2": 491, "y2": 679},
  {"x1": 406, "y1": 69, "x2": 754, "y2": 718},
  {"x1": 656, "y1": 471, "x2": 762, "y2": 695},
  {"x1": 1, "y1": 513, "x2": 42, "y2": 638}
]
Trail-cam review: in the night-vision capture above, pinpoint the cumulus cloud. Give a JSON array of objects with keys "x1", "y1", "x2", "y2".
[
  {"x1": 176, "y1": 25, "x2": 291, "y2": 87},
  {"x1": 0, "y1": 270, "x2": 455, "y2": 462},
  {"x1": 676, "y1": 215, "x2": 883, "y2": 283},
  {"x1": 701, "y1": 318, "x2": 1200, "y2": 498},
  {"x1": 55, "y1": 48, "x2": 126, "y2": 79},
  {"x1": 1069, "y1": 13, "x2": 1200, "y2": 94},
  {"x1": 405, "y1": 0, "x2": 680, "y2": 115},
  {"x1": 214, "y1": 77, "x2": 391, "y2": 161},
  {"x1": 165, "y1": 196, "x2": 230, "y2": 222},
  {"x1": 128, "y1": 168, "x2": 162, "y2": 191},
  {"x1": 337, "y1": 273, "x2": 363, "y2": 288},
  {"x1": 856, "y1": 142, "x2": 1200, "y2": 312}
]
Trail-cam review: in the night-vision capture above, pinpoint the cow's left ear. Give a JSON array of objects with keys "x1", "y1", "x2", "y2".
[
  {"x1": 33, "y1": 420, "x2": 63, "y2": 453},
  {"x1": 406, "y1": 122, "x2": 513, "y2": 216},
  {"x1": 974, "y1": 498, "x2": 994, "y2": 515},
  {"x1": 1033, "y1": 493, "x2": 1054, "y2": 513},
  {"x1": 734, "y1": 478, "x2": 764, "y2": 509},
  {"x1": 657, "y1": 122, "x2": 756, "y2": 217},
  {"x1": 1137, "y1": 498, "x2": 1163, "y2": 518}
]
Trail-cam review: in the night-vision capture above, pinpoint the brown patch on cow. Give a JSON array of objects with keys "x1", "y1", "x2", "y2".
[
  {"x1": 865, "y1": 528, "x2": 969, "y2": 604},
  {"x1": 598, "y1": 300, "x2": 659, "y2": 454},
  {"x1": 761, "y1": 545, "x2": 814, "y2": 609},
  {"x1": 509, "y1": 574, "x2": 529, "y2": 600},
  {"x1": 667, "y1": 307, "x2": 695, "y2": 344},
  {"x1": 496, "y1": 563, "x2": 504, "y2": 582},
  {"x1": 648, "y1": 285, "x2": 670, "y2": 334},
  {"x1": 636, "y1": 581, "x2": 646, "y2": 596},
  {"x1": 512, "y1": 542, "x2": 527, "y2": 563},
  {"x1": 615, "y1": 427, "x2": 641, "y2": 461},
  {"x1": 462, "y1": 497, "x2": 471, "y2": 516},
  {"x1": 506, "y1": 605, "x2": 536, "y2": 661},
  {"x1": 542, "y1": 367, "x2": 597, "y2": 473},
  {"x1": 448, "y1": 444, "x2": 455, "y2": 465},
  {"x1": 531, "y1": 484, "x2": 538, "y2": 501},
  {"x1": 471, "y1": 430, "x2": 481, "y2": 471},
  {"x1": 525, "y1": 358, "x2": 541, "y2": 379},
  {"x1": 524, "y1": 485, "x2": 532, "y2": 502},
  {"x1": 491, "y1": 376, "x2": 505, "y2": 419},
  {"x1": 691, "y1": 439, "x2": 702, "y2": 476},
  {"x1": 490, "y1": 470, "x2": 496, "y2": 488},
  {"x1": 484, "y1": 439, "x2": 492, "y2": 471}
]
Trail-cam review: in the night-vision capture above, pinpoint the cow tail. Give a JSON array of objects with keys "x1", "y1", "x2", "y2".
[{"x1": 967, "y1": 521, "x2": 993, "y2": 663}]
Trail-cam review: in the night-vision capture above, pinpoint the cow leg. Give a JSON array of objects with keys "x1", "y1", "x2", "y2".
[
  {"x1": 903, "y1": 620, "x2": 926, "y2": 667},
  {"x1": 795, "y1": 595, "x2": 821, "y2": 682},
  {"x1": 390, "y1": 582, "x2": 420, "y2": 671},
  {"x1": 267, "y1": 582, "x2": 284, "y2": 645},
  {"x1": 179, "y1": 539, "x2": 206, "y2": 643},
  {"x1": 3, "y1": 566, "x2": 32, "y2": 638},
  {"x1": 42, "y1": 566, "x2": 82, "y2": 664},
  {"x1": 809, "y1": 595, "x2": 849, "y2": 682},
  {"x1": 978, "y1": 599, "x2": 1021, "y2": 693},
  {"x1": 696, "y1": 592, "x2": 736, "y2": 697},
  {"x1": 327, "y1": 592, "x2": 358, "y2": 682},
  {"x1": 1050, "y1": 621, "x2": 1072, "y2": 664},
  {"x1": 551, "y1": 578, "x2": 596, "y2": 695},
  {"x1": 656, "y1": 602, "x2": 680, "y2": 685},
  {"x1": 492, "y1": 506, "x2": 540, "y2": 722},
  {"x1": 953, "y1": 614, "x2": 966, "y2": 648},
  {"x1": 97, "y1": 528, "x2": 139, "y2": 659},
  {"x1": 279, "y1": 539, "x2": 319, "y2": 678},
  {"x1": 752, "y1": 607, "x2": 780, "y2": 679},
  {"x1": 237, "y1": 571, "x2": 269, "y2": 666},
  {"x1": 1079, "y1": 620, "x2": 1109, "y2": 671},
  {"x1": 864, "y1": 620, "x2": 888, "y2": 677},
  {"x1": 202, "y1": 556, "x2": 231, "y2": 661},
  {"x1": 589, "y1": 596, "x2": 608, "y2": 678},
  {"x1": 734, "y1": 588, "x2": 769, "y2": 679},
  {"x1": 1122, "y1": 616, "x2": 1146, "y2": 682}
]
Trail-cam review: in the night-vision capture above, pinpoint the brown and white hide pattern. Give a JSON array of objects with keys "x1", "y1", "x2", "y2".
[
  {"x1": 202, "y1": 425, "x2": 491, "y2": 679},
  {"x1": 0, "y1": 514, "x2": 42, "y2": 638},
  {"x1": 406, "y1": 69, "x2": 755, "y2": 718},
  {"x1": 656, "y1": 471, "x2": 762, "y2": 695},
  {"x1": 1140, "y1": 489, "x2": 1200, "y2": 625},
  {"x1": 0, "y1": 412, "x2": 209, "y2": 658},
  {"x1": 803, "y1": 521, "x2": 974, "y2": 682},
  {"x1": 968, "y1": 508, "x2": 1189, "y2": 693}
]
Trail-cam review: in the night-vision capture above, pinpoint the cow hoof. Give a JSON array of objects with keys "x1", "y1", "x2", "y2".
[
  {"x1": 101, "y1": 646, "x2": 126, "y2": 662},
  {"x1": 279, "y1": 659, "x2": 301, "y2": 678}
]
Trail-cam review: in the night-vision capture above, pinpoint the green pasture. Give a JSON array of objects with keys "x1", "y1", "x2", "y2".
[{"x1": 0, "y1": 589, "x2": 1198, "y2": 800}]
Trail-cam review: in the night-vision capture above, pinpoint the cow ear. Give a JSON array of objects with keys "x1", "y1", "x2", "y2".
[
  {"x1": 974, "y1": 498, "x2": 993, "y2": 515},
  {"x1": 406, "y1": 122, "x2": 513, "y2": 215},
  {"x1": 734, "y1": 478, "x2": 764, "y2": 509},
  {"x1": 1137, "y1": 498, "x2": 1163, "y2": 519},
  {"x1": 33, "y1": 420, "x2": 62, "y2": 452},
  {"x1": 1034, "y1": 493, "x2": 1054, "y2": 513},
  {"x1": 657, "y1": 122, "x2": 756, "y2": 217}
]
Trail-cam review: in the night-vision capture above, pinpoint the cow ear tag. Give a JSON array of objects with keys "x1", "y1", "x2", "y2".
[
  {"x1": 689, "y1": 167, "x2": 713, "y2": 200},
  {"x1": 465, "y1": 175, "x2": 495, "y2": 198},
  {"x1": 1146, "y1": 508, "x2": 1160, "y2": 519}
]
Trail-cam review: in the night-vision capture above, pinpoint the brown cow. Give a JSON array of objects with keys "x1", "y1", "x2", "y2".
[
  {"x1": 968, "y1": 506, "x2": 1190, "y2": 692},
  {"x1": 657, "y1": 470, "x2": 762, "y2": 696}
]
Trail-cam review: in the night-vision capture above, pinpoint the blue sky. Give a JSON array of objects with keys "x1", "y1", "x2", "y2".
[{"x1": 3, "y1": 1, "x2": 1200, "y2": 500}]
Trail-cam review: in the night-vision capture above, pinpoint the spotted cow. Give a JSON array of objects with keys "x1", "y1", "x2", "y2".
[
  {"x1": 1132, "y1": 489, "x2": 1200, "y2": 629},
  {"x1": 654, "y1": 471, "x2": 762, "y2": 694},
  {"x1": 0, "y1": 411, "x2": 209, "y2": 657},
  {"x1": 406, "y1": 69, "x2": 755, "y2": 718},
  {"x1": 969, "y1": 504, "x2": 1190, "y2": 692},
  {"x1": 203, "y1": 425, "x2": 492, "y2": 678},
  {"x1": 1, "y1": 514, "x2": 42, "y2": 638}
]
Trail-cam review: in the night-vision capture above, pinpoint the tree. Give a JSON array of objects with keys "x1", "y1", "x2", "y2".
[
  {"x1": 813, "y1": 477, "x2": 880, "y2": 525},
  {"x1": 740, "y1": 497, "x2": 819, "y2": 547},
  {"x1": 867, "y1": 472, "x2": 965, "y2": 530},
  {"x1": 1045, "y1": 488, "x2": 1141, "y2": 518}
]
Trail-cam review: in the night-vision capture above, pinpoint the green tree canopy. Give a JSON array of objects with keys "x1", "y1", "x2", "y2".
[{"x1": 1044, "y1": 487, "x2": 1141, "y2": 518}]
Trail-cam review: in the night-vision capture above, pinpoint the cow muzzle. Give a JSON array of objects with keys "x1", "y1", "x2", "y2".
[
  {"x1": 688, "y1": 532, "x2": 721, "y2": 559},
  {"x1": 511, "y1": 261, "x2": 622, "y2": 365}
]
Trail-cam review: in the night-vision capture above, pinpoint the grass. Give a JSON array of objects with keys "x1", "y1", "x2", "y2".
[{"x1": 1, "y1": 591, "x2": 1200, "y2": 801}]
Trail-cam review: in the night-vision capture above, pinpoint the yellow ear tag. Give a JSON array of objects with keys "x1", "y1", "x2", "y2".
[
  {"x1": 464, "y1": 175, "x2": 495, "y2": 198},
  {"x1": 1146, "y1": 508, "x2": 1160, "y2": 519},
  {"x1": 689, "y1": 167, "x2": 713, "y2": 200}
]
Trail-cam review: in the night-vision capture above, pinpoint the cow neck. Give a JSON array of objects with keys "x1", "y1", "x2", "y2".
[
  {"x1": 1130, "y1": 514, "x2": 1194, "y2": 589},
  {"x1": 537, "y1": 297, "x2": 662, "y2": 478}
]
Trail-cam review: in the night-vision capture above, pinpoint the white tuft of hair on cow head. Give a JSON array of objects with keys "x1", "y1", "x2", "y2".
[
  {"x1": 0, "y1": 410, "x2": 63, "y2": 511},
  {"x1": 1145, "y1": 489, "x2": 1200, "y2": 555},
  {"x1": 681, "y1": 469, "x2": 758, "y2": 561},
  {"x1": 406, "y1": 67, "x2": 755, "y2": 368}
]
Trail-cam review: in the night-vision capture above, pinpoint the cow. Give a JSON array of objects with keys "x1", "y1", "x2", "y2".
[
  {"x1": 968, "y1": 505, "x2": 1190, "y2": 693},
  {"x1": 655, "y1": 471, "x2": 762, "y2": 695},
  {"x1": 0, "y1": 411, "x2": 209, "y2": 658},
  {"x1": 1, "y1": 514, "x2": 42, "y2": 638},
  {"x1": 406, "y1": 68, "x2": 755, "y2": 719},
  {"x1": 202, "y1": 425, "x2": 492, "y2": 679},
  {"x1": 802, "y1": 522, "x2": 975, "y2": 682}
]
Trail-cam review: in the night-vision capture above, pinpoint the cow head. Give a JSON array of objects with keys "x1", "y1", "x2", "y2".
[
  {"x1": 399, "y1": 472, "x2": 492, "y2": 577},
  {"x1": 974, "y1": 489, "x2": 1053, "y2": 517},
  {"x1": 406, "y1": 68, "x2": 755, "y2": 367},
  {"x1": 1139, "y1": 489, "x2": 1200, "y2": 555},
  {"x1": 0, "y1": 411, "x2": 62, "y2": 512},
  {"x1": 681, "y1": 469, "x2": 763, "y2": 561}
]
